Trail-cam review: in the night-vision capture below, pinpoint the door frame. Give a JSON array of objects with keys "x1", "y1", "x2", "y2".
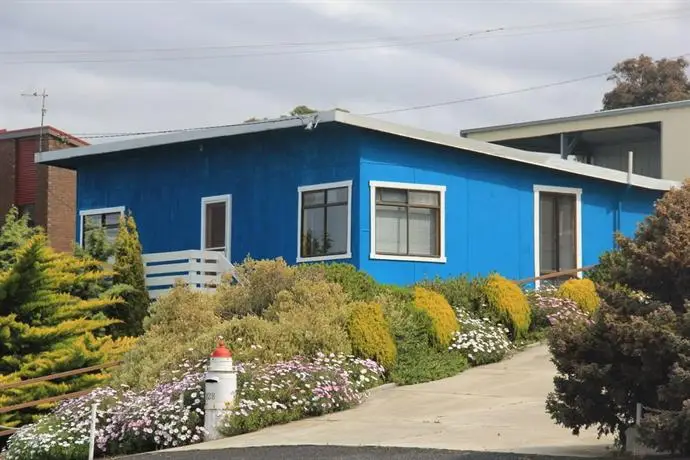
[
  {"x1": 200, "y1": 194, "x2": 232, "y2": 260},
  {"x1": 533, "y1": 185, "x2": 582, "y2": 289}
]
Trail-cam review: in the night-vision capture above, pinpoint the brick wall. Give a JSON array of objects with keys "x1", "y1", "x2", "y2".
[
  {"x1": 0, "y1": 134, "x2": 79, "y2": 252},
  {"x1": 43, "y1": 137, "x2": 78, "y2": 252},
  {"x1": 0, "y1": 139, "x2": 17, "y2": 226}
]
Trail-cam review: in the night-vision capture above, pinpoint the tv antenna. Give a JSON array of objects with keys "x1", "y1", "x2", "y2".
[{"x1": 21, "y1": 88, "x2": 48, "y2": 153}]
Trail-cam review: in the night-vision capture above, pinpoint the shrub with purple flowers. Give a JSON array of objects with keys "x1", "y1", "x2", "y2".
[
  {"x1": 528, "y1": 287, "x2": 593, "y2": 327},
  {"x1": 2, "y1": 362, "x2": 206, "y2": 460},
  {"x1": 219, "y1": 353, "x2": 384, "y2": 436}
]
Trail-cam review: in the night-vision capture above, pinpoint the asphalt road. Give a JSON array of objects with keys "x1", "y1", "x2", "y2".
[{"x1": 119, "y1": 446, "x2": 678, "y2": 460}]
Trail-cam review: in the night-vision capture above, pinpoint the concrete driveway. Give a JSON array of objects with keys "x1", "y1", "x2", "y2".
[{"x1": 172, "y1": 344, "x2": 613, "y2": 457}]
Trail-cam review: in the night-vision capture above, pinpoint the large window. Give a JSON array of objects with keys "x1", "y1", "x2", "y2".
[
  {"x1": 370, "y1": 181, "x2": 446, "y2": 262},
  {"x1": 79, "y1": 206, "x2": 125, "y2": 246},
  {"x1": 534, "y1": 185, "x2": 582, "y2": 286},
  {"x1": 297, "y1": 180, "x2": 352, "y2": 262}
]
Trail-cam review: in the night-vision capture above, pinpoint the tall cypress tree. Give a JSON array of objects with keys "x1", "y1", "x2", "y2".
[
  {"x1": 109, "y1": 214, "x2": 150, "y2": 337},
  {"x1": 0, "y1": 235, "x2": 135, "y2": 429}
]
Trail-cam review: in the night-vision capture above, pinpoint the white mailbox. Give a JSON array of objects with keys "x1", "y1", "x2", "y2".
[{"x1": 204, "y1": 340, "x2": 237, "y2": 440}]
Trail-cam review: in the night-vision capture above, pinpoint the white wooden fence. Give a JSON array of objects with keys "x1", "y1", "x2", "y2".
[{"x1": 142, "y1": 250, "x2": 240, "y2": 299}]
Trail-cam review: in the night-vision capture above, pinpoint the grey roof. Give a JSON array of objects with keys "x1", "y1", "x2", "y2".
[
  {"x1": 35, "y1": 110, "x2": 679, "y2": 192},
  {"x1": 459, "y1": 99, "x2": 690, "y2": 136}
]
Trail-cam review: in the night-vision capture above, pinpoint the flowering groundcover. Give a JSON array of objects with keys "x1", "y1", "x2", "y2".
[
  {"x1": 449, "y1": 308, "x2": 512, "y2": 365},
  {"x1": 3, "y1": 355, "x2": 384, "y2": 459},
  {"x1": 220, "y1": 353, "x2": 384, "y2": 436}
]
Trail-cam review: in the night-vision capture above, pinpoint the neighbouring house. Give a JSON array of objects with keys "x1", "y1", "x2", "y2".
[
  {"x1": 34, "y1": 110, "x2": 678, "y2": 296},
  {"x1": 460, "y1": 100, "x2": 690, "y2": 181},
  {"x1": 0, "y1": 126, "x2": 88, "y2": 252}
]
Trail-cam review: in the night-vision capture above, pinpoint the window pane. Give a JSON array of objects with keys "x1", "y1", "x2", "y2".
[
  {"x1": 205, "y1": 202, "x2": 226, "y2": 250},
  {"x1": 302, "y1": 207, "x2": 325, "y2": 257},
  {"x1": 84, "y1": 215, "x2": 101, "y2": 228},
  {"x1": 326, "y1": 204, "x2": 348, "y2": 254},
  {"x1": 408, "y1": 207, "x2": 438, "y2": 256},
  {"x1": 104, "y1": 226, "x2": 119, "y2": 243},
  {"x1": 539, "y1": 194, "x2": 557, "y2": 274},
  {"x1": 327, "y1": 187, "x2": 348, "y2": 204},
  {"x1": 558, "y1": 195, "x2": 576, "y2": 271},
  {"x1": 409, "y1": 191, "x2": 439, "y2": 207},
  {"x1": 375, "y1": 205, "x2": 407, "y2": 254},
  {"x1": 377, "y1": 188, "x2": 407, "y2": 204},
  {"x1": 104, "y1": 212, "x2": 121, "y2": 226},
  {"x1": 303, "y1": 191, "x2": 325, "y2": 207}
]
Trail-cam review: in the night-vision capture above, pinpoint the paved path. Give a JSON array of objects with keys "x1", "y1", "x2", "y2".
[{"x1": 169, "y1": 344, "x2": 614, "y2": 457}]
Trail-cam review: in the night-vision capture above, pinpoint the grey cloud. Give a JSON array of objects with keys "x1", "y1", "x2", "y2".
[{"x1": 1, "y1": 1, "x2": 688, "y2": 141}]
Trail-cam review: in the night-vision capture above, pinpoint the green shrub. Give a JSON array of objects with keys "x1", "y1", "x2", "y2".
[
  {"x1": 556, "y1": 278, "x2": 600, "y2": 314},
  {"x1": 216, "y1": 257, "x2": 297, "y2": 318},
  {"x1": 482, "y1": 274, "x2": 531, "y2": 339},
  {"x1": 311, "y1": 263, "x2": 380, "y2": 301},
  {"x1": 382, "y1": 298, "x2": 467, "y2": 385},
  {"x1": 412, "y1": 286, "x2": 459, "y2": 348},
  {"x1": 546, "y1": 285, "x2": 685, "y2": 447},
  {"x1": 418, "y1": 275, "x2": 488, "y2": 315},
  {"x1": 613, "y1": 179, "x2": 690, "y2": 313},
  {"x1": 112, "y1": 285, "x2": 222, "y2": 388},
  {"x1": 587, "y1": 248, "x2": 627, "y2": 285},
  {"x1": 347, "y1": 301, "x2": 397, "y2": 369}
]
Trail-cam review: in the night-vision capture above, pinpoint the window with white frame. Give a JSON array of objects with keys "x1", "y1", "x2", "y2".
[
  {"x1": 297, "y1": 180, "x2": 352, "y2": 261},
  {"x1": 370, "y1": 181, "x2": 446, "y2": 262},
  {"x1": 79, "y1": 207, "x2": 125, "y2": 246}
]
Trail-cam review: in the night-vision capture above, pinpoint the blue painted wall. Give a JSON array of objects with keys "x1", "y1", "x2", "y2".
[
  {"x1": 75, "y1": 125, "x2": 361, "y2": 265},
  {"x1": 356, "y1": 129, "x2": 662, "y2": 285},
  {"x1": 72, "y1": 123, "x2": 662, "y2": 286}
]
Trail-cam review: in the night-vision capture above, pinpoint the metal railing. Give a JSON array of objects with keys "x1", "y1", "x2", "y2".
[{"x1": 0, "y1": 361, "x2": 122, "y2": 437}]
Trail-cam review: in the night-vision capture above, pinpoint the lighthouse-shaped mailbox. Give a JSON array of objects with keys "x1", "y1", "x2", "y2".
[{"x1": 204, "y1": 340, "x2": 237, "y2": 440}]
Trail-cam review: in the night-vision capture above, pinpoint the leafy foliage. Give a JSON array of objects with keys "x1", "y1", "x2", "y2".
[
  {"x1": 317, "y1": 263, "x2": 380, "y2": 301},
  {"x1": 418, "y1": 275, "x2": 488, "y2": 318},
  {"x1": 556, "y1": 278, "x2": 600, "y2": 314},
  {"x1": 0, "y1": 234, "x2": 133, "y2": 429},
  {"x1": 602, "y1": 54, "x2": 690, "y2": 110},
  {"x1": 219, "y1": 354, "x2": 384, "y2": 436},
  {"x1": 528, "y1": 287, "x2": 593, "y2": 327},
  {"x1": 0, "y1": 206, "x2": 40, "y2": 271},
  {"x1": 612, "y1": 179, "x2": 690, "y2": 313},
  {"x1": 109, "y1": 214, "x2": 150, "y2": 337},
  {"x1": 347, "y1": 301, "x2": 397, "y2": 369},
  {"x1": 482, "y1": 274, "x2": 531, "y2": 339},
  {"x1": 412, "y1": 286, "x2": 459, "y2": 349},
  {"x1": 546, "y1": 285, "x2": 685, "y2": 445},
  {"x1": 383, "y1": 297, "x2": 468, "y2": 385}
]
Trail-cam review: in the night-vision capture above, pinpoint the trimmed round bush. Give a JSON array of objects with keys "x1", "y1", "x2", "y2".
[
  {"x1": 556, "y1": 278, "x2": 600, "y2": 314},
  {"x1": 412, "y1": 287, "x2": 459, "y2": 348},
  {"x1": 347, "y1": 301, "x2": 397, "y2": 369},
  {"x1": 482, "y1": 274, "x2": 531, "y2": 339}
]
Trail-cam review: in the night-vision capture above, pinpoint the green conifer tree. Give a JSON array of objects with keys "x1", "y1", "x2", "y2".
[
  {"x1": 0, "y1": 235, "x2": 135, "y2": 429},
  {"x1": 108, "y1": 214, "x2": 150, "y2": 337},
  {"x1": 0, "y1": 206, "x2": 39, "y2": 270}
]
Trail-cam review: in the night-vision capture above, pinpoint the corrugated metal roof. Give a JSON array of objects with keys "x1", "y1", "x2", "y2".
[
  {"x1": 459, "y1": 99, "x2": 690, "y2": 136},
  {"x1": 35, "y1": 110, "x2": 680, "y2": 192}
]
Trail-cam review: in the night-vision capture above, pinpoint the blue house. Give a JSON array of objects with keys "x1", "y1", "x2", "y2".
[{"x1": 35, "y1": 110, "x2": 677, "y2": 296}]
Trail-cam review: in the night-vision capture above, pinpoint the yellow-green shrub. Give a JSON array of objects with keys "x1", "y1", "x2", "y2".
[
  {"x1": 412, "y1": 287, "x2": 459, "y2": 348},
  {"x1": 482, "y1": 274, "x2": 531, "y2": 339},
  {"x1": 557, "y1": 278, "x2": 600, "y2": 314},
  {"x1": 347, "y1": 301, "x2": 397, "y2": 369}
]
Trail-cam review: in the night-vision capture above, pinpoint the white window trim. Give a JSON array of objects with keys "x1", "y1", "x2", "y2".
[
  {"x1": 78, "y1": 206, "x2": 125, "y2": 247},
  {"x1": 533, "y1": 185, "x2": 583, "y2": 289},
  {"x1": 296, "y1": 179, "x2": 353, "y2": 263},
  {"x1": 201, "y1": 194, "x2": 232, "y2": 261},
  {"x1": 369, "y1": 180, "x2": 447, "y2": 263}
]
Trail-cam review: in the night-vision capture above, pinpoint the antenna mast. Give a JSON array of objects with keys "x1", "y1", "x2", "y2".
[{"x1": 21, "y1": 88, "x2": 48, "y2": 153}]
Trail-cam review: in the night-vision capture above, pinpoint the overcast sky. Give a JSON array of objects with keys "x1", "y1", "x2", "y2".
[{"x1": 1, "y1": 0, "x2": 688, "y2": 143}]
